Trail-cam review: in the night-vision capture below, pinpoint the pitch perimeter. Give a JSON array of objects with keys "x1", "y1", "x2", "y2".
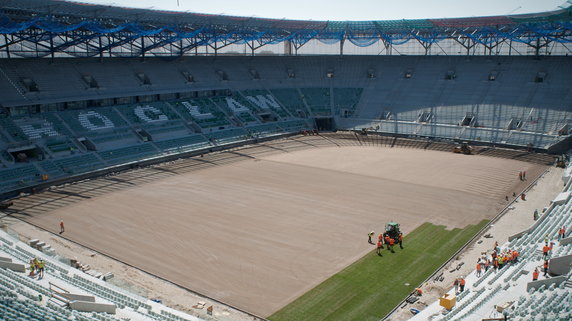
[{"x1": 15, "y1": 138, "x2": 545, "y2": 317}]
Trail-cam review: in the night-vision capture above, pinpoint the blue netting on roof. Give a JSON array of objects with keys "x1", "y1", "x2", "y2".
[
  {"x1": 316, "y1": 31, "x2": 344, "y2": 45},
  {"x1": 347, "y1": 30, "x2": 380, "y2": 47},
  {"x1": 379, "y1": 32, "x2": 414, "y2": 46},
  {"x1": 1, "y1": 7, "x2": 571, "y2": 50}
]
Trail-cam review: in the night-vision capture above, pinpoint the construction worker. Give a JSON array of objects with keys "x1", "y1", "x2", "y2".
[
  {"x1": 513, "y1": 250, "x2": 519, "y2": 263},
  {"x1": 376, "y1": 240, "x2": 383, "y2": 256},
  {"x1": 543, "y1": 260, "x2": 549, "y2": 277},
  {"x1": 532, "y1": 268, "x2": 539, "y2": 281},
  {"x1": 389, "y1": 237, "x2": 395, "y2": 253},
  {"x1": 459, "y1": 277, "x2": 465, "y2": 292},
  {"x1": 523, "y1": 171, "x2": 526, "y2": 180},
  {"x1": 559, "y1": 226, "x2": 566, "y2": 240},
  {"x1": 534, "y1": 209, "x2": 539, "y2": 220},
  {"x1": 398, "y1": 232, "x2": 404, "y2": 249},
  {"x1": 476, "y1": 261, "x2": 481, "y2": 277},
  {"x1": 384, "y1": 235, "x2": 391, "y2": 250},
  {"x1": 542, "y1": 243, "x2": 550, "y2": 260},
  {"x1": 60, "y1": 220, "x2": 65, "y2": 234},
  {"x1": 28, "y1": 259, "x2": 36, "y2": 277},
  {"x1": 38, "y1": 259, "x2": 45, "y2": 278},
  {"x1": 497, "y1": 255, "x2": 504, "y2": 269},
  {"x1": 453, "y1": 278, "x2": 459, "y2": 294},
  {"x1": 518, "y1": 171, "x2": 523, "y2": 181},
  {"x1": 368, "y1": 231, "x2": 375, "y2": 244}
]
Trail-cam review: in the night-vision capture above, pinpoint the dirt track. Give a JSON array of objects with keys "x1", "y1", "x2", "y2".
[{"x1": 19, "y1": 143, "x2": 544, "y2": 317}]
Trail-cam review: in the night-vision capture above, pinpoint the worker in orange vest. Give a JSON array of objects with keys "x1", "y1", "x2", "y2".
[
  {"x1": 398, "y1": 232, "x2": 404, "y2": 249},
  {"x1": 59, "y1": 220, "x2": 65, "y2": 234},
  {"x1": 532, "y1": 268, "x2": 539, "y2": 281},
  {"x1": 459, "y1": 278, "x2": 466, "y2": 292},
  {"x1": 513, "y1": 250, "x2": 519, "y2": 263},
  {"x1": 543, "y1": 260, "x2": 549, "y2": 277},
  {"x1": 376, "y1": 240, "x2": 383, "y2": 256},
  {"x1": 542, "y1": 244, "x2": 550, "y2": 260},
  {"x1": 559, "y1": 226, "x2": 566, "y2": 240},
  {"x1": 384, "y1": 235, "x2": 391, "y2": 250},
  {"x1": 476, "y1": 262, "x2": 482, "y2": 277},
  {"x1": 389, "y1": 237, "x2": 395, "y2": 253}
]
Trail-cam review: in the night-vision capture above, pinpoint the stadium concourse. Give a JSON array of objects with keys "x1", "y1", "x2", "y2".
[{"x1": 0, "y1": 0, "x2": 572, "y2": 321}]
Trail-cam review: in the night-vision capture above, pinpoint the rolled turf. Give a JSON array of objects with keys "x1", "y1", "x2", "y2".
[{"x1": 269, "y1": 220, "x2": 488, "y2": 321}]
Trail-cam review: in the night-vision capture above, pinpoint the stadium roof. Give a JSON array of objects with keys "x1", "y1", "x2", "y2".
[{"x1": 1, "y1": 0, "x2": 571, "y2": 57}]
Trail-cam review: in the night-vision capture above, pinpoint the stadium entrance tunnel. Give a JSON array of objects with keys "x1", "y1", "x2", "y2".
[
  {"x1": 8, "y1": 145, "x2": 45, "y2": 162},
  {"x1": 547, "y1": 135, "x2": 572, "y2": 155},
  {"x1": 314, "y1": 117, "x2": 335, "y2": 131},
  {"x1": 77, "y1": 137, "x2": 97, "y2": 151}
]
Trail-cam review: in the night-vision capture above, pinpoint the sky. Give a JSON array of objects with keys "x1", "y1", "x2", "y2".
[{"x1": 71, "y1": 0, "x2": 569, "y2": 21}]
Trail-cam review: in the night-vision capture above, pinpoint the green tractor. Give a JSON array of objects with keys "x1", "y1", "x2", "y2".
[{"x1": 384, "y1": 222, "x2": 401, "y2": 240}]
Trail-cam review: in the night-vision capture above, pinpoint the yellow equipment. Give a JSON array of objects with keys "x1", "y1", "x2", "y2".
[{"x1": 440, "y1": 293, "x2": 456, "y2": 310}]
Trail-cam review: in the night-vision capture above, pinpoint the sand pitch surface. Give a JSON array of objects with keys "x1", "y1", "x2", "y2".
[{"x1": 22, "y1": 145, "x2": 544, "y2": 316}]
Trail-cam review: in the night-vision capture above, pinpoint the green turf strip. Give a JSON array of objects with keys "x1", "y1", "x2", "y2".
[{"x1": 269, "y1": 220, "x2": 489, "y2": 321}]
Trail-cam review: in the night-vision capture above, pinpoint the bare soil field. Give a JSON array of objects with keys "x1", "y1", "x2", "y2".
[{"x1": 8, "y1": 138, "x2": 545, "y2": 317}]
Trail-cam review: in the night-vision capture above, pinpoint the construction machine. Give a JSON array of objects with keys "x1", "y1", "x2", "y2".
[
  {"x1": 453, "y1": 142, "x2": 473, "y2": 155},
  {"x1": 384, "y1": 222, "x2": 401, "y2": 240}
]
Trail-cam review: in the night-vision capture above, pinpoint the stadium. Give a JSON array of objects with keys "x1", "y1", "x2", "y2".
[{"x1": 0, "y1": 0, "x2": 571, "y2": 320}]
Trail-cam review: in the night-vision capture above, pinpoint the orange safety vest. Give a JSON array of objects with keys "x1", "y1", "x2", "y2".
[
  {"x1": 377, "y1": 241, "x2": 382, "y2": 248},
  {"x1": 543, "y1": 245, "x2": 549, "y2": 253},
  {"x1": 389, "y1": 238, "x2": 395, "y2": 246},
  {"x1": 533, "y1": 270, "x2": 539, "y2": 279},
  {"x1": 476, "y1": 263, "x2": 481, "y2": 271},
  {"x1": 459, "y1": 279, "x2": 465, "y2": 286}
]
